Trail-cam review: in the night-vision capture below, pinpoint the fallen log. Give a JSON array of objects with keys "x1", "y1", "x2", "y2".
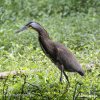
[
  {"x1": 0, "y1": 70, "x2": 26, "y2": 79},
  {"x1": 0, "y1": 69, "x2": 42, "y2": 79}
]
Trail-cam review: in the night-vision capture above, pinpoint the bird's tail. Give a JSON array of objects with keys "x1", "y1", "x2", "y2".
[{"x1": 78, "y1": 70, "x2": 85, "y2": 76}]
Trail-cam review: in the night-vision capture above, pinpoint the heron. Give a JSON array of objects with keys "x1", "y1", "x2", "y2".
[{"x1": 16, "y1": 21, "x2": 85, "y2": 84}]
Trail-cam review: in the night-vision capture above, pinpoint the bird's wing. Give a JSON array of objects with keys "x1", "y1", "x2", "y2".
[{"x1": 55, "y1": 43, "x2": 82, "y2": 72}]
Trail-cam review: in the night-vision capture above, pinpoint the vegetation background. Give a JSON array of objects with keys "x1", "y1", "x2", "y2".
[{"x1": 0, "y1": 0, "x2": 100, "y2": 99}]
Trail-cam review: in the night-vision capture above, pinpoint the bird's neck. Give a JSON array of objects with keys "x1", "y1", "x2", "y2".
[
  {"x1": 38, "y1": 30, "x2": 50, "y2": 39},
  {"x1": 31, "y1": 22, "x2": 50, "y2": 39}
]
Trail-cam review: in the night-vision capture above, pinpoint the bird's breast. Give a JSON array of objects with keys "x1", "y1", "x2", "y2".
[{"x1": 39, "y1": 37, "x2": 58, "y2": 64}]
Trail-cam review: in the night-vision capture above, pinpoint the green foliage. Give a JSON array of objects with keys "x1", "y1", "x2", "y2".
[
  {"x1": 0, "y1": 0, "x2": 100, "y2": 99},
  {"x1": 0, "y1": 0, "x2": 100, "y2": 23}
]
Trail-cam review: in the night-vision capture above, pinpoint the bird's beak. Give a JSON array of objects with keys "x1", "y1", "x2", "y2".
[{"x1": 15, "y1": 26, "x2": 28, "y2": 33}]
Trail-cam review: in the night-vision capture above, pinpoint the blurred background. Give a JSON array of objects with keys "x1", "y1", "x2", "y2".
[
  {"x1": 0, "y1": 0, "x2": 100, "y2": 99},
  {"x1": 0, "y1": 0, "x2": 100, "y2": 21}
]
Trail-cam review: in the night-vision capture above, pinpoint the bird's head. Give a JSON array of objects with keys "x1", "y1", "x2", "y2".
[
  {"x1": 15, "y1": 21, "x2": 40, "y2": 33},
  {"x1": 15, "y1": 21, "x2": 48, "y2": 37}
]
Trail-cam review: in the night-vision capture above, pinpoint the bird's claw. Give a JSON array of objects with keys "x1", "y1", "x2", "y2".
[{"x1": 60, "y1": 77, "x2": 63, "y2": 83}]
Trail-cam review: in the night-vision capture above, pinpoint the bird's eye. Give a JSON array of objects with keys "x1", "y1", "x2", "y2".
[
  {"x1": 29, "y1": 26, "x2": 32, "y2": 29},
  {"x1": 29, "y1": 25, "x2": 31, "y2": 28}
]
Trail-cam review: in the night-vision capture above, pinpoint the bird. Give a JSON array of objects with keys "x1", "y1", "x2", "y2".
[{"x1": 16, "y1": 21, "x2": 85, "y2": 84}]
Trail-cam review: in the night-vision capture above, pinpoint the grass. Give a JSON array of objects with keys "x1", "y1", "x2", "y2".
[{"x1": 0, "y1": 13, "x2": 100, "y2": 99}]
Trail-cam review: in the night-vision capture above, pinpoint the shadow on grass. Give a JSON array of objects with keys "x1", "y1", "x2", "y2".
[{"x1": 0, "y1": 74, "x2": 99, "y2": 100}]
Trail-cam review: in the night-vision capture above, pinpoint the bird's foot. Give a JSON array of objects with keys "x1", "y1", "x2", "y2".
[{"x1": 60, "y1": 77, "x2": 63, "y2": 83}]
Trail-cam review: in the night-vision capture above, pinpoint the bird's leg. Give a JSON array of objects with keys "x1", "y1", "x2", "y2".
[
  {"x1": 59, "y1": 65, "x2": 64, "y2": 82},
  {"x1": 63, "y1": 71, "x2": 70, "y2": 85}
]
